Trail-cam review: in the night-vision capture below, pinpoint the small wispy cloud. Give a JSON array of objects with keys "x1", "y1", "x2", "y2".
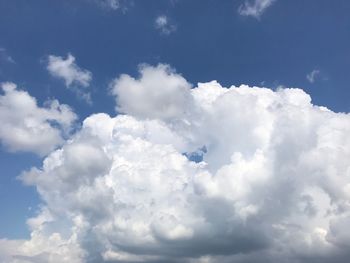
[
  {"x1": 155, "y1": 15, "x2": 176, "y2": 35},
  {"x1": 306, "y1": 69, "x2": 320, "y2": 83},
  {"x1": 96, "y1": 0, "x2": 130, "y2": 12},
  {"x1": 238, "y1": 0, "x2": 276, "y2": 19},
  {"x1": 47, "y1": 53, "x2": 92, "y2": 103},
  {"x1": 0, "y1": 47, "x2": 15, "y2": 64},
  {"x1": 103, "y1": 0, "x2": 120, "y2": 10}
]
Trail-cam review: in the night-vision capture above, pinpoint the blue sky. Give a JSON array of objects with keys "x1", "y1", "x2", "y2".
[
  {"x1": 1, "y1": 1, "x2": 350, "y2": 262},
  {"x1": 1, "y1": 0, "x2": 350, "y2": 115}
]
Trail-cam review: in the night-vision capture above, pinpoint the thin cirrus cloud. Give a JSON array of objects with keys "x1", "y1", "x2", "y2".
[
  {"x1": 238, "y1": 0, "x2": 276, "y2": 18},
  {"x1": 47, "y1": 53, "x2": 93, "y2": 103},
  {"x1": 0, "y1": 82, "x2": 76, "y2": 156},
  {"x1": 1, "y1": 64, "x2": 350, "y2": 262},
  {"x1": 155, "y1": 15, "x2": 177, "y2": 35}
]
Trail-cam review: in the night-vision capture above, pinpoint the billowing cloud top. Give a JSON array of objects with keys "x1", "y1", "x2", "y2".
[
  {"x1": 2, "y1": 65, "x2": 350, "y2": 262},
  {"x1": 0, "y1": 82, "x2": 76, "y2": 155}
]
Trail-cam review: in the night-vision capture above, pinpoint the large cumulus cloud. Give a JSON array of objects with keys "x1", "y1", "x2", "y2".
[{"x1": 2, "y1": 64, "x2": 350, "y2": 262}]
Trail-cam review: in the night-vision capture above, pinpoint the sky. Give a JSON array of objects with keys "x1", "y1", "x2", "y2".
[{"x1": 0, "y1": 0, "x2": 350, "y2": 262}]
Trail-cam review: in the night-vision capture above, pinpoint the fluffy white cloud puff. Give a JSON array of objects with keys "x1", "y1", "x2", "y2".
[{"x1": 2, "y1": 64, "x2": 350, "y2": 262}]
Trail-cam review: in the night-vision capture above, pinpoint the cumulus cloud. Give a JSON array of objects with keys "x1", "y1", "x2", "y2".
[
  {"x1": 155, "y1": 15, "x2": 176, "y2": 35},
  {"x1": 2, "y1": 64, "x2": 350, "y2": 262},
  {"x1": 307, "y1": 69, "x2": 321, "y2": 83},
  {"x1": 238, "y1": 0, "x2": 276, "y2": 18},
  {"x1": 0, "y1": 82, "x2": 76, "y2": 156},
  {"x1": 47, "y1": 53, "x2": 92, "y2": 103}
]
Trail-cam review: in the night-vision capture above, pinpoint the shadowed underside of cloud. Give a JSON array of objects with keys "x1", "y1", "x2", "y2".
[{"x1": 2, "y1": 64, "x2": 350, "y2": 262}]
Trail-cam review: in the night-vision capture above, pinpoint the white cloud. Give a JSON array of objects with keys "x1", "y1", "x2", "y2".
[
  {"x1": 155, "y1": 15, "x2": 176, "y2": 35},
  {"x1": 2, "y1": 65, "x2": 350, "y2": 262},
  {"x1": 307, "y1": 69, "x2": 321, "y2": 83},
  {"x1": 0, "y1": 82, "x2": 76, "y2": 156},
  {"x1": 47, "y1": 53, "x2": 92, "y2": 103},
  {"x1": 238, "y1": 0, "x2": 276, "y2": 18}
]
